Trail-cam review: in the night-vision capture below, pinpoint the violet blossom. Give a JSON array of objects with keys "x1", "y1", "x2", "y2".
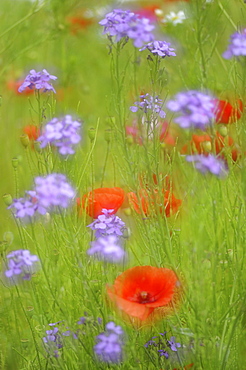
[{"x1": 18, "y1": 69, "x2": 57, "y2": 93}]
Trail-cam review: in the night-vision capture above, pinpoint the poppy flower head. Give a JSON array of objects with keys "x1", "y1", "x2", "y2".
[
  {"x1": 213, "y1": 99, "x2": 243, "y2": 124},
  {"x1": 77, "y1": 187, "x2": 125, "y2": 218},
  {"x1": 23, "y1": 125, "x2": 40, "y2": 141},
  {"x1": 107, "y1": 266, "x2": 179, "y2": 321},
  {"x1": 128, "y1": 188, "x2": 182, "y2": 217}
]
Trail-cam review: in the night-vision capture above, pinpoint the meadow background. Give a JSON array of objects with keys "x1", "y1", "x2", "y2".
[{"x1": 0, "y1": 0, "x2": 246, "y2": 369}]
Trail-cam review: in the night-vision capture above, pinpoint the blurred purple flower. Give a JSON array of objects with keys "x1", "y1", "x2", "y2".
[
  {"x1": 18, "y1": 69, "x2": 57, "y2": 93},
  {"x1": 186, "y1": 154, "x2": 228, "y2": 177},
  {"x1": 34, "y1": 173, "x2": 75, "y2": 211},
  {"x1": 167, "y1": 90, "x2": 215, "y2": 129},
  {"x1": 158, "y1": 349, "x2": 169, "y2": 358},
  {"x1": 130, "y1": 93, "x2": 166, "y2": 119},
  {"x1": 223, "y1": 29, "x2": 246, "y2": 59},
  {"x1": 87, "y1": 235, "x2": 126, "y2": 263},
  {"x1": 5, "y1": 249, "x2": 39, "y2": 281},
  {"x1": 38, "y1": 115, "x2": 82, "y2": 156},
  {"x1": 43, "y1": 322, "x2": 78, "y2": 357},
  {"x1": 99, "y1": 9, "x2": 155, "y2": 47},
  {"x1": 168, "y1": 336, "x2": 181, "y2": 352},
  {"x1": 94, "y1": 321, "x2": 124, "y2": 363},
  {"x1": 140, "y1": 40, "x2": 176, "y2": 58},
  {"x1": 87, "y1": 209, "x2": 125, "y2": 238}
]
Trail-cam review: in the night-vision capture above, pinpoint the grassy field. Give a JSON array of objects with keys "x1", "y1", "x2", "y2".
[{"x1": 0, "y1": 0, "x2": 246, "y2": 369}]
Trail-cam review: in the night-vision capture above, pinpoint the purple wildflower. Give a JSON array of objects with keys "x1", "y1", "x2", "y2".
[
  {"x1": 8, "y1": 191, "x2": 47, "y2": 220},
  {"x1": 186, "y1": 154, "x2": 228, "y2": 177},
  {"x1": 5, "y1": 249, "x2": 39, "y2": 281},
  {"x1": 38, "y1": 115, "x2": 82, "y2": 156},
  {"x1": 223, "y1": 29, "x2": 246, "y2": 59},
  {"x1": 167, "y1": 90, "x2": 215, "y2": 129},
  {"x1": 94, "y1": 322, "x2": 124, "y2": 364},
  {"x1": 158, "y1": 349, "x2": 169, "y2": 358},
  {"x1": 87, "y1": 235, "x2": 126, "y2": 263},
  {"x1": 43, "y1": 326, "x2": 63, "y2": 358},
  {"x1": 99, "y1": 9, "x2": 155, "y2": 47},
  {"x1": 140, "y1": 40, "x2": 176, "y2": 58},
  {"x1": 130, "y1": 93, "x2": 166, "y2": 119},
  {"x1": 18, "y1": 69, "x2": 57, "y2": 93},
  {"x1": 87, "y1": 209, "x2": 126, "y2": 238},
  {"x1": 168, "y1": 336, "x2": 181, "y2": 352},
  {"x1": 144, "y1": 339, "x2": 157, "y2": 348},
  {"x1": 34, "y1": 174, "x2": 75, "y2": 211}
]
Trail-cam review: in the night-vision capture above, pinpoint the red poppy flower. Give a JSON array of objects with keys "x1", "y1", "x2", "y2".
[
  {"x1": 67, "y1": 13, "x2": 94, "y2": 34},
  {"x1": 77, "y1": 187, "x2": 125, "y2": 218},
  {"x1": 181, "y1": 133, "x2": 240, "y2": 161},
  {"x1": 134, "y1": 5, "x2": 159, "y2": 21},
  {"x1": 213, "y1": 99, "x2": 243, "y2": 124},
  {"x1": 107, "y1": 266, "x2": 178, "y2": 321},
  {"x1": 128, "y1": 188, "x2": 182, "y2": 217},
  {"x1": 23, "y1": 125, "x2": 40, "y2": 141}
]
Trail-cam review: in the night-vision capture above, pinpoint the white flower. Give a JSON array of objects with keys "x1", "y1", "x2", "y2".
[{"x1": 162, "y1": 11, "x2": 186, "y2": 26}]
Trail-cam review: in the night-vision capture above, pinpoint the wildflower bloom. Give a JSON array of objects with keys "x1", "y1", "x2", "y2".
[
  {"x1": 18, "y1": 69, "x2": 57, "y2": 93},
  {"x1": 223, "y1": 29, "x2": 246, "y2": 59},
  {"x1": 128, "y1": 188, "x2": 182, "y2": 217},
  {"x1": 162, "y1": 11, "x2": 186, "y2": 26},
  {"x1": 23, "y1": 125, "x2": 40, "y2": 141},
  {"x1": 34, "y1": 174, "x2": 75, "y2": 211},
  {"x1": 99, "y1": 9, "x2": 155, "y2": 47},
  {"x1": 43, "y1": 322, "x2": 77, "y2": 357},
  {"x1": 87, "y1": 235, "x2": 126, "y2": 263},
  {"x1": 87, "y1": 209, "x2": 126, "y2": 238},
  {"x1": 213, "y1": 99, "x2": 244, "y2": 124},
  {"x1": 167, "y1": 90, "x2": 215, "y2": 130},
  {"x1": 181, "y1": 133, "x2": 240, "y2": 162},
  {"x1": 134, "y1": 4, "x2": 159, "y2": 22},
  {"x1": 139, "y1": 40, "x2": 176, "y2": 58},
  {"x1": 8, "y1": 191, "x2": 46, "y2": 220},
  {"x1": 94, "y1": 321, "x2": 124, "y2": 363},
  {"x1": 7, "y1": 79, "x2": 35, "y2": 95},
  {"x1": 77, "y1": 187, "x2": 125, "y2": 218},
  {"x1": 186, "y1": 154, "x2": 228, "y2": 177},
  {"x1": 130, "y1": 94, "x2": 166, "y2": 119},
  {"x1": 145, "y1": 332, "x2": 183, "y2": 363},
  {"x1": 38, "y1": 115, "x2": 81, "y2": 155},
  {"x1": 107, "y1": 266, "x2": 178, "y2": 321},
  {"x1": 5, "y1": 249, "x2": 39, "y2": 281}
]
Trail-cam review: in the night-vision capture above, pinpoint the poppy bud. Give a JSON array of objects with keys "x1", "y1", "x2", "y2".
[
  {"x1": 104, "y1": 128, "x2": 113, "y2": 143},
  {"x1": 33, "y1": 141, "x2": 42, "y2": 153},
  {"x1": 218, "y1": 124, "x2": 228, "y2": 138},
  {"x1": 3, "y1": 193, "x2": 13, "y2": 206},
  {"x1": 202, "y1": 141, "x2": 212, "y2": 152},
  {"x1": 3, "y1": 231, "x2": 14, "y2": 245},
  {"x1": 20, "y1": 134, "x2": 30, "y2": 148},
  {"x1": 124, "y1": 207, "x2": 132, "y2": 216},
  {"x1": 88, "y1": 127, "x2": 96, "y2": 141},
  {"x1": 126, "y1": 135, "x2": 134, "y2": 145},
  {"x1": 12, "y1": 157, "x2": 19, "y2": 169}
]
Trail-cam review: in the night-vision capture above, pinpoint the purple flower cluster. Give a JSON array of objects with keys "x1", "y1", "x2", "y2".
[
  {"x1": 144, "y1": 332, "x2": 181, "y2": 360},
  {"x1": 140, "y1": 40, "x2": 176, "y2": 58},
  {"x1": 5, "y1": 249, "x2": 39, "y2": 281},
  {"x1": 223, "y1": 29, "x2": 246, "y2": 59},
  {"x1": 186, "y1": 154, "x2": 228, "y2": 177},
  {"x1": 167, "y1": 90, "x2": 215, "y2": 129},
  {"x1": 87, "y1": 235, "x2": 126, "y2": 263},
  {"x1": 43, "y1": 321, "x2": 77, "y2": 358},
  {"x1": 99, "y1": 9, "x2": 155, "y2": 47},
  {"x1": 130, "y1": 93, "x2": 166, "y2": 119},
  {"x1": 94, "y1": 321, "x2": 124, "y2": 364},
  {"x1": 8, "y1": 174, "x2": 75, "y2": 220},
  {"x1": 18, "y1": 69, "x2": 57, "y2": 93},
  {"x1": 38, "y1": 115, "x2": 82, "y2": 156},
  {"x1": 87, "y1": 209, "x2": 126, "y2": 238}
]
